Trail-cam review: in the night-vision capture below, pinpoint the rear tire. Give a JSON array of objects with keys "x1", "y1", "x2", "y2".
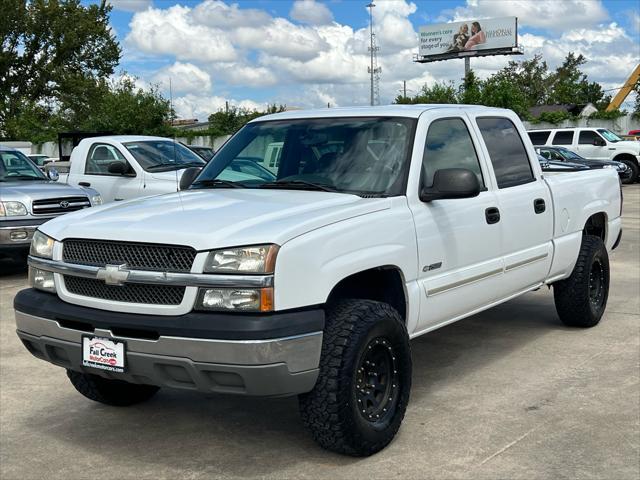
[
  {"x1": 299, "y1": 299, "x2": 411, "y2": 456},
  {"x1": 67, "y1": 370, "x2": 160, "y2": 406},
  {"x1": 553, "y1": 235, "x2": 609, "y2": 328}
]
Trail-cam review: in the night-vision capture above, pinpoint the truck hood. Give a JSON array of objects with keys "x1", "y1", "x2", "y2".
[
  {"x1": 40, "y1": 189, "x2": 391, "y2": 250},
  {"x1": 0, "y1": 180, "x2": 92, "y2": 201}
]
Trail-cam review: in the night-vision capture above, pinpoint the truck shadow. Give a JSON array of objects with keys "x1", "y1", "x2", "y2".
[
  {"x1": 23, "y1": 290, "x2": 567, "y2": 474},
  {"x1": 0, "y1": 257, "x2": 28, "y2": 277}
]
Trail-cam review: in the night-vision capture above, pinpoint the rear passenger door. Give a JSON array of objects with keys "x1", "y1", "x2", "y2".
[{"x1": 472, "y1": 116, "x2": 553, "y2": 295}]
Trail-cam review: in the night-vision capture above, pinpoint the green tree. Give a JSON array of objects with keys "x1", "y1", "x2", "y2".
[
  {"x1": 491, "y1": 55, "x2": 550, "y2": 107},
  {"x1": 0, "y1": 0, "x2": 121, "y2": 138},
  {"x1": 76, "y1": 77, "x2": 174, "y2": 136},
  {"x1": 207, "y1": 103, "x2": 286, "y2": 136},
  {"x1": 395, "y1": 82, "x2": 458, "y2": 105},
  {"x1": 480, "y1": 76, "x2": 529, "y2": 117},
  {"x1": 458, "y1": 71, "x2": 482, "y2": 105},
  {"x1": 547, "y1": 53, "x2": 606, "y2": 106}
]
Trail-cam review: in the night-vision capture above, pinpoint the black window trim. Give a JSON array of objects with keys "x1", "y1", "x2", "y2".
[
  {"x1": 85, "y1": 142, "x2": 136, "y2": 177},
  {"x1": 476, "y1": 116, "x2": 536, "y2": 190},
  {"x1": 420, "y1": 115, "x2": 487, "y2": 191}
]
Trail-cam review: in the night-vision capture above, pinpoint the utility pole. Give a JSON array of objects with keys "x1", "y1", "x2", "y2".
[
  {"x1": 367, "y1": 3, "x2": 381, "y2": 106},
  {"x1": 403, "y1": 80, "x2": 407, "y2": 100}
]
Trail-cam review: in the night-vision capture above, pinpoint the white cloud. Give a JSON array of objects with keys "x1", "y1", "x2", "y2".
[
  {"x1": 126, "y1": 5, "x2": 237, "y2": 62},
  {"x1": 193, "y1": 0, "x2": 271, "y2": 29},
  {"x1": 109, "y1": 0, "x2": 152, "y2": 12},
  {"x1": 290, "y1": 0, "x2": 334, "y2": 26},
  {"x1": 152, "y1": 62, "x2": 212, "y2": 94},
  {"x1": 451, "y1": 0, "x2": 609, "y2": 33},
  {"x1": 561, "y1": 22, "x2": 629, "y2": 44}
]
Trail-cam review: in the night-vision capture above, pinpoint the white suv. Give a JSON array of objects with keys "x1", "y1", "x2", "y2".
[{"x1": 527, "y1": 127, "x2": 640, "y2": 183}]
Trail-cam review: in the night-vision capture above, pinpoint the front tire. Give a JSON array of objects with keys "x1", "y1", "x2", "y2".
[
  {"x1": 299, "y1": 299, "x2": 411, "y2": 456},
  {"x1": 553, "y1": 235, "x2": 610, "y2": 328},
  {"x1": 619, "y1": 159, "x2": 638, "y2": 184},
  {"x1": 67, "y1": 370, "x2": 160, "y2": 406}
]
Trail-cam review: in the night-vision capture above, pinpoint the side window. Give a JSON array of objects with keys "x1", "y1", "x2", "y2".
[
  {"x1": 85, "y1": 144, "x2": 127, "y2": 175},
  {"x1": 422, "y1": 117, "x2": 484, "y2": 188},
  {"x1": 578, "y1": 130, "x2": 601, "y2": 145},
  {"x1": 476, "y1": 117, "x2": 534, "y2": 189},
  {"x1": 552, "y1": 131, "x2": 574, "y2": 145},
  {"x1": 528, "y1": 131, "x2": 551, "y2": 145}
]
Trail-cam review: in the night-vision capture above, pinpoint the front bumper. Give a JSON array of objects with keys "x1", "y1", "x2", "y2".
[
  {"x1": 15, "y1": 289, "x2": 324, "y2": 397},
  {"x1": 0, "y1": 218, "x2": 51, "y2": 248}
]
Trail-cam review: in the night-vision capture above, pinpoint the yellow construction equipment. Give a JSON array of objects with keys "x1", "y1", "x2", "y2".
[{"x1": 606, "y1": 64, "x2": 640, "y2": 111}]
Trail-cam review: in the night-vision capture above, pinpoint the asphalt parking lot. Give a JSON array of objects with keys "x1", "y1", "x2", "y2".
[{"x1": 1, "y1": 185, "x2": 638, "y2": 480}]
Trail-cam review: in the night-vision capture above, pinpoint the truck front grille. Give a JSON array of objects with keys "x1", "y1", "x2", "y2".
[
  {"x1": 64, "y1": 276, "x2": 185, "y2": 305},
  {"x1": 32, "y1": 196, "x2": 91, "y2": 216},
  {"x1": 63, "y1": 239, "x2": 196, "y2": 273}
]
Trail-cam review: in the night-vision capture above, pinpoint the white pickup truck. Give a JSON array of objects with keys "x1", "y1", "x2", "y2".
[
  {"x1": 59, "y1": 136, "x2": 206, "y2": 203},
  {"x1": 15, "y1": 105, "x2": 622, "y2": 456}
]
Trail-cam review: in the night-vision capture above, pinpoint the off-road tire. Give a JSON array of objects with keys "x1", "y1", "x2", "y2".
[
  {"x1": 67, "y1": 370, "x2": 160, "y2": 406},
  {"x1": 620, "y1": 159, "x2": 638, "y2": 184},
  {"x1": 553, "y1": 235, "x2": 610, "y2": 328},
  {"x1": 298, "y1": 299, "x2": 411, "y2": 456}
]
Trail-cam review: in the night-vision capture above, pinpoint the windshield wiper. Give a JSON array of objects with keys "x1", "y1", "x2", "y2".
[
  {"x1": 259, "y1": 180, "x2": 337, "y2": 192},
  {"x1": 190, "y1": 179, "x2": 244, "y2": 189},
  {"x1": 147, "y1": 162, "x2": 202, "y2": 171}
]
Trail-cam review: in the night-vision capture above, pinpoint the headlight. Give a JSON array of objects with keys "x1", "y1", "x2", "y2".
[
  {"x1": 29, "y1": 267, "x2": 56, "y2": 293},
  {"x1": 29, "y1": 231, "x2": 55, "y2": 259},
  {"x1": 203, "y1": 244, "x2": 279, "y2": 273},
  {"x1": 196, "y1": 287, "x2": 274, "y2": 312},
  {"x1": 0, "y1": 201, "x2": 28, "y2": 216},
  {"x1": 91, "y1": 194, "x2": 103, "y2": 206}
]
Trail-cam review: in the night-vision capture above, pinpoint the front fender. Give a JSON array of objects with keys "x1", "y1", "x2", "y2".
[{"x1": 274, "y1": 198, "x2": 418, "y2": 311}]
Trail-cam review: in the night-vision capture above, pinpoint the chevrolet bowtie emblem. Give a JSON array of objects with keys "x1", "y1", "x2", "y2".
[{"x1": 96, "y1": 264, "x2": 130, "y2": 286}]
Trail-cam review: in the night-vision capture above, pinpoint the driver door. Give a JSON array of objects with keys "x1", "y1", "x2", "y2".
[{"x1": 81, "y1": 143, "x2": 142, "y2": 202}]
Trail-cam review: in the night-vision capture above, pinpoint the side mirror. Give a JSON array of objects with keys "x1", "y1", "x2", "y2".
[
  {"x1": 107, "y1": 161, "x2": 128, "y2": 175},
  {"x1": 593, "y1": 137, "x2": 606, "y2": 146},
  {"x1": 420, "y1": 168, "x2": 481, "y2": 202},
  {"x1": 46, "y1": 168, "x2": 59, "y2": 181},
  {"x1": 179, "y1": 166, "x2": 202, "y2": 190}
]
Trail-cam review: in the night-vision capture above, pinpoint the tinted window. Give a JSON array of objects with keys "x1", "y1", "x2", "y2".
[
  {"x1": 86, "y1": 144, "x2": 128, "y2": 175},
  {"x1": 578, "y1": 130, "x2": 601, "y2": 145},
  {"x1": 528, "y1": 131, "x2": 551, "y2": 145},
  {"x1": 552, "y1": 131, "x2": 574, "y2": 145},
  {"x1": 422, "y1": 118, "x2": 484, "y2": 187},
  {"x1": 477, "y1": 117, "x2": 534, "y2": 189}
]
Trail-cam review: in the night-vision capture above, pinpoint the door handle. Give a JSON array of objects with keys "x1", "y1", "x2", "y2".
[
  {"x1": 485, "y1": 207, "x2": 500, "y2": 224},
  {"x1": 534, "y1": 198, "x2": 546, "y2": 214},
  {"x1": 79, "y1": 181, "x2": 91, "y2": 187}
]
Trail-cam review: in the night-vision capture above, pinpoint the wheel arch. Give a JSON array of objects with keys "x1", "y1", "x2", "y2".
[
  {"x1": 613, "y1": 152, "x2": 639, "y2": 165},
  {"x1": 326, "y1": 265, "x2": 408, "y2": 323},
  {"x1": 583, "y1": 212, "x2": 608, "y2": 243}
]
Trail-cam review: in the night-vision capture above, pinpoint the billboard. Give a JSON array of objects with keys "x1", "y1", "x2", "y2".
[{"x1": 418, "y1": 17, "x2": 518, "y2": 61}]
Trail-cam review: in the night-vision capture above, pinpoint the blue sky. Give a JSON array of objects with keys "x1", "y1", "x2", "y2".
[{"x1": 100, "y1": 0, "x2": 640, "y2": 119}]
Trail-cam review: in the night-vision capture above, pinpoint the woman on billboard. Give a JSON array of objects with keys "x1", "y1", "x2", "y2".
[{"x1": 464, "y1": 22, "x2": 486, "y2": 50}]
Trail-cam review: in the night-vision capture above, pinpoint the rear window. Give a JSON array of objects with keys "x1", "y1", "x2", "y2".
[
  {"x1": 552, "y1": 131, "x2": 574, "y2": 145},
  {"x1": 528, "y1": 131, "x2": 551, "y2": 145},
  {"x1": 476, "y1": 117, "x2": 535, "y2": 189}
]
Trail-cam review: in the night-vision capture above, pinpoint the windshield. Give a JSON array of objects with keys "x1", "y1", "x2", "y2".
[
  {"x1": 123, "y1": 140, "x2": 205, "y2": 172},
  {"x1": 557, "y1": 147, "x2": 581, "y2": 160},
  {"x1": 598, "y1": 129, "x2": 622, "y2": 143},
  {"x1": 0, "y1": 150, "x2": 46, "y2": 181},
  {"x1": 193, "y1": 117, "x2": 416, "y2": 196}
]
